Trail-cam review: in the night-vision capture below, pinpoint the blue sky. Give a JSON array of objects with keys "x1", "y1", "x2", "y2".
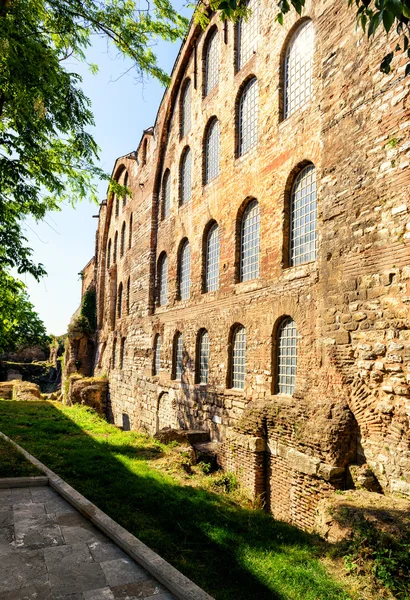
[{"x1": 21, "y1": 1, "x2": 191, "y2": 335}]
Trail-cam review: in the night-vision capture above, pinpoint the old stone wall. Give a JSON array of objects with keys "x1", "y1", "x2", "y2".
[{"x1": 83, "y1": 0, "x2": 410, "y2": 528}]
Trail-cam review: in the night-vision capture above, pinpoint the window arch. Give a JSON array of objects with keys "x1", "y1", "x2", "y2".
[
  {"x1": 123, "y1": 171, "x2": 129, "y2": 208},
  {"x1": 107, "y1": 239, "x2": 112, "y2": 270},
  {"x1": 120, "y1": 222, "x2": 126, "y2": 257},
  {"x1": 180, "y1": 147, "x2": 192, "y2": 205},
  {"x1": 204, "y1": 222, "x2": 219, "y2": 292},
  {"x1": 141, "y1": 138, "x2": 148, "y2": 165},
  {"x1": 113, "y1": 231, "x2": 118, "y2": 264},
  {"x1": 129, "y1": 213, "x2": 133, "y2": 249},
  {"x1": 173, "y1": 332, "x2": 184, "y2": 380},
  {"x1": 162, "y1": 170, "x2": 171, "y2": 219},
  {"x1": 240, "y1": 199, "x2": 260, "y2": 282},
  {"x1": 237, "y1": 77, "x2": 258, "y2": 157},
  {"x1": 112, "y1": 338, "x2": 117, "y2": 368},
  {"x1": 117, "y1": 282, "x2": 123, "y2": 319},
  {"x1": 276, "y1": 318, "x2": 298, "y2": 395},
  {"x1": 204, "y1": 28, "x2": 219, "y2": 96},
  {"x1": 204, "y1": 118, "x2": 220, "y2": 185},
  {"x1": 153, "y1": 334, "x2": 161, "y2": 376},
  {"x1": 290, "y1": 164, "x2": 317, "y2": 266},
  {"x1": 179, "y1": 240, "x2": 191, "y2": 301},
  {"x1": 115, "y1": 195, "x2": 119, "y2": 218},
  {"x1": 120, "y1": 337, "x2": 126, "y2": 369},
  {"x1": 230, "y1": 325, "x2": 246, "y2": 390},
  {"x1": 157, "y1": 252, "x2": 168, "y2": 306},
  {"x1": 284, "y1": 20, "x2": 314, "y2": 119},
  {"x1": 237, "y1": 0, "x2": 258, "y2": 70},
  {"x1": 126, "y1": 277, "x2": 130, "y2": 315},
  {"x1": 196, "y1": 329, "x2": 209, "y2": 384},
  {"x1": 180, "y1": 79, "x2": 191, "y2": 138}
]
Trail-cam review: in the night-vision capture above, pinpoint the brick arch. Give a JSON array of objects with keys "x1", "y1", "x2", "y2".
[
  {"x1": 234, "y1": 74, "x2": 258, "y2": 158},
  {"x1": 201, "y1": 24, "x2": 219, "y2": 97},
  {"x1": 202, "y1": 116, "x2": 220, "y2": 185},
  {"x1": 178, "y1": 145, "x2": 191, "y2": 206},
  {"x1": 179, "y1": 78, "x2": 192, "y2": 139},
  {"x1": 234, "y1": 196, "x2": 259, "y2": 283},
  {"x1": 226, "y1": 322, "x2": 246, "y2": 389},
  {"x1": 201, "y1": 218, "x2": 218, "y2": 293},
  {"x1": 176, "y1": 237, "x2": 189, "y2": 299}
]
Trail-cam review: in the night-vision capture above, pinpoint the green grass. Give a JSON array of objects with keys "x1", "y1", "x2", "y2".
[
  {"x1": 0, "y1": 399, "x2": 351, "y2": 600},
  {"x1": 0, "y1": 435, "x2": 42, "y2": 477}
]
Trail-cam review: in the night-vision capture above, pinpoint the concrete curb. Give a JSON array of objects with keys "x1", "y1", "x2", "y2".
[
  {"x1": 0, "y1": 431, "x2": 214, "y2": 600},
  {"x1": 0, "y1": 476, "x2": 48, "y2": 488}
]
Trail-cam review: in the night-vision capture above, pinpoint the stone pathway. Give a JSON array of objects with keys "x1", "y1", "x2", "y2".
[{"x1": 0, "y1": 485, "x2": 176, "y2": 600}]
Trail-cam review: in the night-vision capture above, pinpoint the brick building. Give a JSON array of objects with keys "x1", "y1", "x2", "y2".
[{"x1": 79, "y1": 0, "x2": 410, "y2": 528}]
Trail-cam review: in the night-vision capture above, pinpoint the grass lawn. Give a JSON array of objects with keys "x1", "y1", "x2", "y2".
[
  {"x1": 0, "y1": 435, "x2": 42, "y2": 477},
  {"x1": 0, "y1": 399, "x2": 355, "y2": 600}
]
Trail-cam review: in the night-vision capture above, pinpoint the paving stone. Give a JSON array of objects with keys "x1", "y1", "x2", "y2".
[
  {"x1": 0, "y1": 509, "x2": 13, "y2": 527},
  {"x1": 0, "y1": 549, "x2": 48, "y2": 592},
  {"x1": 0, "y1": 525, "x2": 15, "y2": 556},
  {"x1": 14, "y1": 502, "x2": 46, "y2": 519},
  {"x1": 14, "y1": 512, "x2": 64, "y2": 549},
  {"x1": 9, "y1": 488, "x2": 32, "y2": 504},
  {"x1": 111, "y1": 580, "x2": 163, "y2": 599},
  {"x1": 43, "y1": 496, "x2": 77, "y2": 516},
  {"x1": 58, "y1": 513, "x2": 107, "y2": 545},
  {"x1": 83, "y1": 588, "x2": 115, "y2": 600},
  {"x1": 30, "y1": 487, "x2": 59, "y2": 503},
  {"x1": 0, "y1": 489, "x2": 12, "y2": 505},
  {"x1": 88, "y1": 541, "x2": 128, "y2": 563},
  {"x1": 145, "y1": 593, "x2": 176, "y2": 600},
  {"x1": 100, "y1": 558, "x2": 148, "y2": 587},
  {"x1": 44, "y1": 543, "x2": 107, "y2": 596},
  {"x1": 0, "y1": 583, "x2": 53, "y2": 600}
]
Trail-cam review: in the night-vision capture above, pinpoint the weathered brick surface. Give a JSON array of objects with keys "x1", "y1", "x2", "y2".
[{"x1": 73, "y1": 0, "x2": 410, "y2": 528}]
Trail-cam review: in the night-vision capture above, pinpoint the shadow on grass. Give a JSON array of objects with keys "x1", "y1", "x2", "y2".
[{"x1": 0, "y1": 400, "x2": 350, "y2": 600}]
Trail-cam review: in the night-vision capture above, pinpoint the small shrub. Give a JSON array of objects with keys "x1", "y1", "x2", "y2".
[{"x1": 211, "y1": 471, "x2": 238, "y2": 494}]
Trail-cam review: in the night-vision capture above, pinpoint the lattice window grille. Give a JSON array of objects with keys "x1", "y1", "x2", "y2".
[
  {"x1": 158, "y1": 255, "x2": 168, "y2": 306},
  {"x1": 107, "y1": 240, "x2": 111, "y2": 269},
  {"x1": 123, "y1": 172, "x2": 128, "y2": 207},
  {"x1": 113, "y1": 233, "x2": 118, "y2": 264},
  {"x1": 205, "y1": 30, "x2": 219, "y2": 96},
  {"x1": 129, "y1": 214, "x2": 133, "y2": 249},
  {"x1": 290, "y1": 165, "x2": 317, "y2": 266},
  {"x1": 112, "y1": 339, "x2": 117, "y2": 368},
  {"x1": 154, "y1": 335, "x2": 161, "y2": 375},
  {"x1": 205, "y1": 120, "x2": 220, "y2": 184},
  {"x1": 238, "y1": 78, "x2": 258, "y2": 156},
  {"x1": 179, "y1": 241, "x2": 191, "y2": 300},
  {"x1": 162, "y1": 171, "x2": 171, "y2": 218},
  {"x1": 237, "y1": 0, "x2": 259, "y2": 70},
  {"x1": 120, "y1": 338, "x2": 126, "y2": 369},
  {"x1": 231, "y1": 326, "x2": 246, "y2": 389},
  {"x1": 175, "y1": 334, "x2": 184, "y2": 379},
  {"x1": 181, "y1": 149, "x2": 192, "y2": 205},
  {"x1": 205, "y1": 223, "x2": 220, "y2": 292},
  {"x1": 277, "y1": 318, "x2": 298, "y2": 395},
  {"x1": 284, "y1": 21, "x2": 314, "y2": 119},
  {"x1": 181, "y1": 81, "x2": 191, "y2": 137},
  {"x1": 198, "y1": 331, "x2": 209, "y2": 384},
  {"x1": 120, "y1": 223, "x2": 126, "y2": 257},
  {"x1": 240, "y1": 200, "x2": 260, "y2": 281},
  {"x1": 117, "y1": 284, "x2": 123, "y2": 319}
]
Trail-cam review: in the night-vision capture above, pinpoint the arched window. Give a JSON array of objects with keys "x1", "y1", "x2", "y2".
[
  {"x1": 117, "y1": 282, "x2": 123, "y2": 319},
  {"x1": 197, "y1": 330, "x2": 209, "y2": 384},
  {"x1": 115, "y1": 195, "x2": 119, "y2": 218},
  {"x1": 205, "y1": 223, "x2": 219, "y2": 292},
  {"x1": 153, "y1": 334, "x2": 161, "y2": 376},
  {"x1": 230, "y1": 325, "x2": 246, "y2": 390},
  {"x1": 204, "y1": 119, "x2": 220, "y2": 184},
  {"x1": 112, "y1": 338, "x2": 117, "y2": 368},
  {"x1": 179, "y1": 240, "x2": 191, "y2": 300},
  {"x1": 204, "y1": 29, "x2": 219, "y2": 96},
  {"x1": 290, "y1": 164, "x2": 317, "y2": 266},
  {"x1": 141, "y1": 139, "x2": 148, "y2": 165},
  {"x1": 107, "y1": 239, "x2": 112, "y2": 270},
  {"x1": 238, "y1": 78, "x2": 258, "y2": 156},
  {"x1": 129, "y1": 214, "x2": 133, "y2": 249},
  {"x1": 180, "y1": 147, "x2": 192, "y2": 205},
  {"x1": 126, "y1": 277, "x2": 130, "y2": 315},
  {"x1": 237, "y1": 0, "x2": 258, "y2": 70},
  {"x1": 173, "y1": 332, "x2": 184, "y2": 380},
  {"x1": 120, "y1": 222, "x2": 126, "y2": 257},
  {"x1": 157, "y1": 253, "x2": 168, "y2": 306},
  {"x1": 162, "y1": 170, "x2": 171, "y2": 219},
  {"x1": 284, "y1": 21, "x2": 314, "y2": 119},
  {"x1": 123, "y1": 172, "x2": 128, "y2": 208},
  {"x1": 120, "y1": 337, "x2": 126, "y2": 369},
  {"x1": 180, "y1": 79, "x2": 191, "y2": 138},
  {"x1": 240, "y1": 200, "x2": 260, "y2": 281},
  {"x1": 113, "y1": 232, "x2": 118, "y2": 264},
  {"x1": 276, "y1": 318, "x2": 298, "y2": 395}
]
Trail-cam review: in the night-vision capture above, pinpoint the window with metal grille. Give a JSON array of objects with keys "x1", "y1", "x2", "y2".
[
  {"x1": 120, "y1": 222, "x2": 126, "y2": 257},
  {"x1": 179, "y1": 240, "x2": 191, "y2": 300},
  {"x1": 238, "y1": 77, "x2": 258, "y2": 156},
  {"x1": 197, "y1": 330, "x2": 209, "y2": 384},
  {"x1": 174, "y1": 333, "x2": 184, "y2": 379},
  {"x1": 117, "y1": 282, "x2": 123, "y2": 319},
  {"x1": 126, "y1": 277, "x2": 130, "y2": 315},
  {"x1": 120, "y1": 337, "x2": 126, "y2": 369},
  {"x1": 290, "y1": 164, "x2": 317, "y2": 266},
  {"x1": 204, "y1": 119, "x2": 220, "y2": 184},
  {"x1": 115, "y1": 195, "x2": 119, "y2": 217},
  {"x1": 181, "y1": 80, "x2": 191, "y2": 137},
  {"x1": 237, "y1": 0, "x2": 258, "y2": 70},
  {"x1": 112, "y1": 338, "x2": 117, "y2": 368},
  {"x1": 277, "y1": 318, "x2": 298, "y2": 395},
  {"x1": 113, "y1": 232, "x2": 118, "y2": 264},
  {"x1": 129, "y1": 214, "x2": 133, "y2": 248},
  {"x1": 123, "y1": 172, "x2": 128, "y2": 208},
  {"x1": 240, "y1": 200, "x2": 260, "y2": 281},
  {"x1": 162, "y1": 170, "x2": 171, "y2": 219},
  {"x1": 158, "y1": 253, "x2": 168, "y2": 306},
  {"x1": 205, "y1": 223, "x2": 219, "y2": 292},
  {"x1": 204, "y1": 29, "x2": 219, "y2": 96},
  {"x1": 180, "y1": 148, "x2": 192, "y2": 205},
  {"x1": 107, "y1": 239, "x2": 111, "y2": 269},
  {"x1": 153, "y1": 335, "x2": 161, "y2": 375},
  {"x1": 231, "y1": 325, "x2": 246, "y2": 389},
  {"x1": 284, "y1": 21, "x2": 314, "y2": 119}
]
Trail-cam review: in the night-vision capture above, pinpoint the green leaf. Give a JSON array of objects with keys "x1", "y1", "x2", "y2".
[{"x1": 382, "y1": 9, "x2": 395, "y2": 32}]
